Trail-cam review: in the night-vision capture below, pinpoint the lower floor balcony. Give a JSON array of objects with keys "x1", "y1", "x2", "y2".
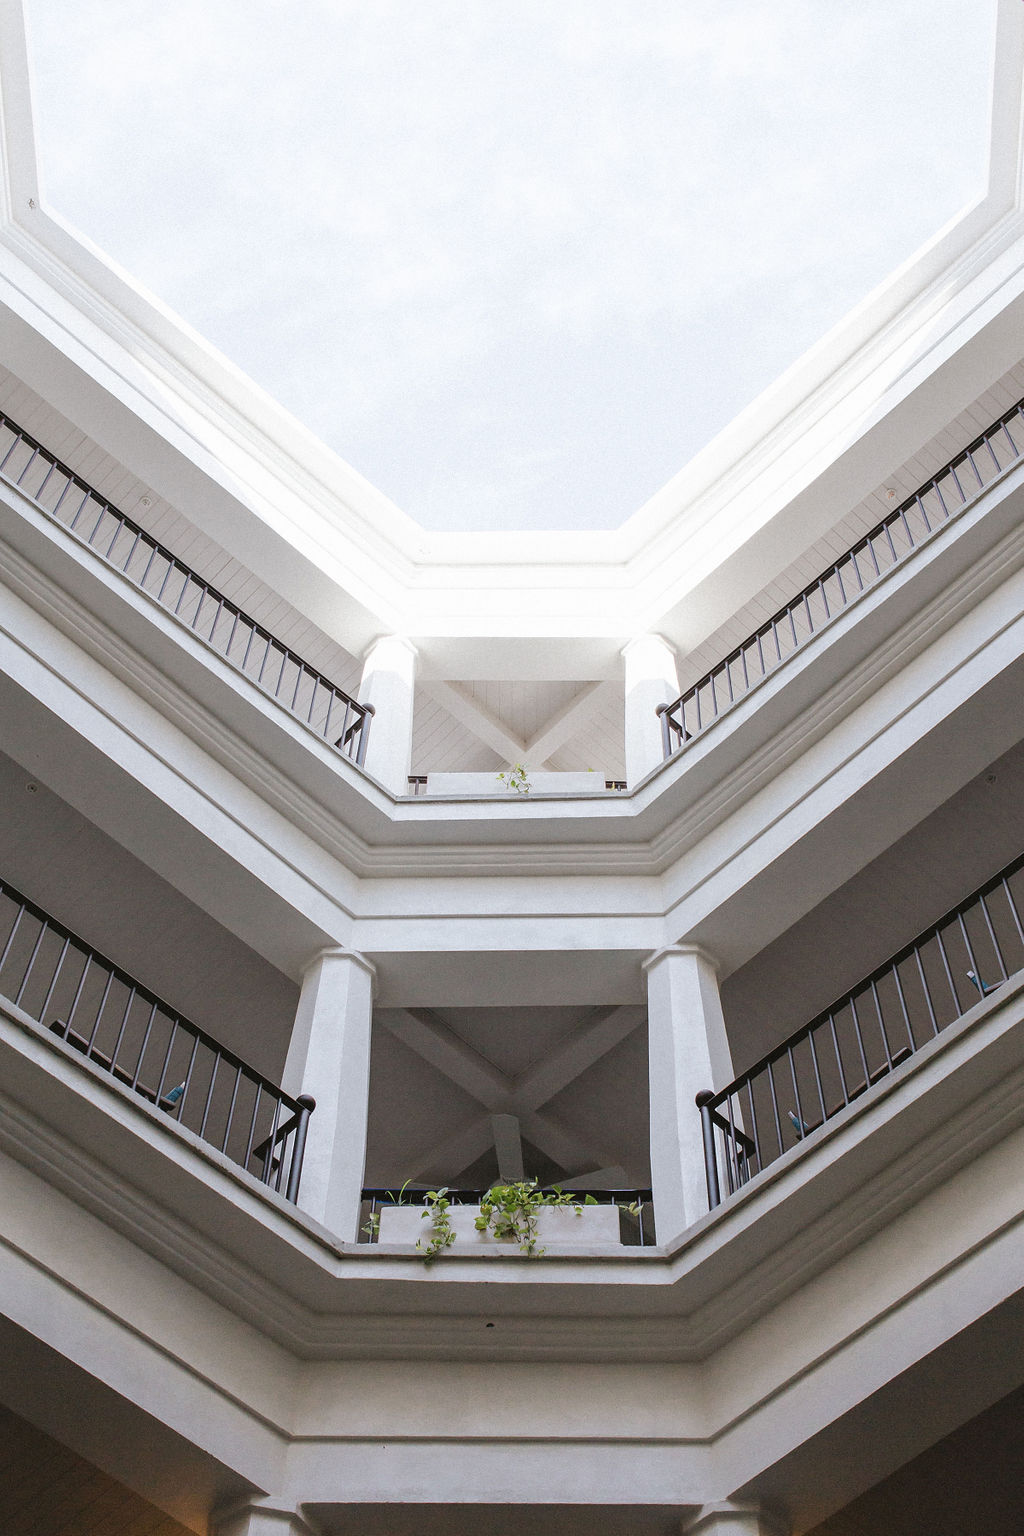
[{"x1": 0, "y1": 873, "x2": 314, "y2": 1204}]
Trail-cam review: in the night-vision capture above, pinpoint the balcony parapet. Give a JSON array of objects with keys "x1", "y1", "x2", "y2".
[
  {"x1": 660, "y1": 396, "x2": 1024, "y2": 760},
  {"x1": 360, "y1": 1186, "x2": 656, "y2": 1248},
  {"x1": 0, "y1": 872, "x2": 313, "y2": 1202},
  {"x1": 0, "y1": 410, "x2": 373, "y2": 767},
  {"x1": 700, "y1": 846, "x2": 1024, "y2": 1207}
]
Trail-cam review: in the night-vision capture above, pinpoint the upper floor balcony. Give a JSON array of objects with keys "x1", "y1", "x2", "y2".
[{"x1": 1, "y1": 358, "x2": 1023, "y2": 835}]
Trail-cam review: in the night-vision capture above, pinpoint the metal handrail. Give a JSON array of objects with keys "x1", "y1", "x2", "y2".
[
  {"x1": 0, "y1": 410, "x2": 373, "y2": 767},
  {"x1": 699, "y1": 848, "x2": 1024, "y2": 1208},
  {"x1": 0, "y1": 873, "x2": 314, "y2": 1202},
  {"x1": 660, "y1": 397, "x2": 1024, "y2": 758}
]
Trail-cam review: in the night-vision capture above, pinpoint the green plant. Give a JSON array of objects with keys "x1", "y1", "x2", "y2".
[
  {"x1": 497, "y1": 763, "x2": 531, "y2": 794},
  {"x1": 362, "y1": 1178, "x2": 414, "y2": 1241},
  {"x1": 475, "y1": 1180, "x2": 585, "y2": 1257},
  {"x1": 416, "y1": 1187, "x2": 456, "y2": 1262}
]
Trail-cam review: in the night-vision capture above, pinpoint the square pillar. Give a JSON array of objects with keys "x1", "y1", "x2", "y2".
[
  {"x1": 359, "y1": 634, "x2": 418, "y2": 794},
  {"x1": 282, "y1": 947, "x2": 375, "y2": 1241},
  {"x1": 623, "y1": 633, "x2": 680, "y2": 787},
  {"x1": 644, "y1": 944, "x2": 733, "y2": 1244}
]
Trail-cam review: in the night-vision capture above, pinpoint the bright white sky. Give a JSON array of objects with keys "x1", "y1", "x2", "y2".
[{"x1": 25, "y1": 1, "x2": 995, "y2": 532}]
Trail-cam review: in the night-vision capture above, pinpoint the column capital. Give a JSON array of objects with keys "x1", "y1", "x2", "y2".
[
  {"x1": 303, "y1": 945, "x2": 377, "y2": 985},
  {"x1": 681, "y1": 1501, "x2": 788, "y2": 1536},
  {"x1": 362, "y1": 632, "x2": 419, "y2": 663},
  {"x1": 621, "y1": 630, "x2": 678, "y2": 663},
  {"x1": 643, "y1": 942, "x2": 720, "y2": 976},
  {"x1": 212, "y1": 1496, "x2": 322, "y2": 1536}
]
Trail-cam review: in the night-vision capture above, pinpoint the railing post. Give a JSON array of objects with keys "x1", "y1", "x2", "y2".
[
  {"x1": 656, "y1": 701, "x2": 674, "y2": 759},
  {"x1": 285, "y1": 1093, "x2": 316, "y2": 1203},
  {"x1": 281, "y1": 947, "x2": 376, "y2": 1240},
  {"x1": 696, "y1": 1091, "x2": 721, "y2": 1210},
  {"x1": 622, "y1": 634, "x2": 680, "y2": 787},
  {"x1": 354, "y1": 702, "x2": 374, "y2": 767},
  {"x1": 357, "y1": 635, "x2": 417, "y2": 794},
  {"x1": 644, "y1": 944, "x2": 734, "y2": 1244}
]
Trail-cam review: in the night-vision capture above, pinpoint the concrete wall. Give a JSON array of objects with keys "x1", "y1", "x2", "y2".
[{"x1": 0, "y1": 749, "x2": 297, "y2": 1077}]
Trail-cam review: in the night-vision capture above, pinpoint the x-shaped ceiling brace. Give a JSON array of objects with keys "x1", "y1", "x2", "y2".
[
  {"x1": 422, "y1": 680, "x2": 613, "y2": 771},
  {"x1": 380, "y1": 1003, "x2": 646, "y2": 1185}
]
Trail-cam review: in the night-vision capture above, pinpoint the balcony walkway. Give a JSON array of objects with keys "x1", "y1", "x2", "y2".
[
  {"x1": 702, "y1": 847, "x2": 1024, "y2": 1206},
  {"x1": 0, "y1": 410, "x2": 373, "y2": 767},
  {"x1": 0, "y1": 872, "x2": 312, "y2": 1202},
  {"x1": 661, "y1": 396, "x2": 1024, "y2": 760}
]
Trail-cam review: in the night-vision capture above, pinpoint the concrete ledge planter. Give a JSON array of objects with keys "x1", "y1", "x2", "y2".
[
  {"x1": 424, "y1": 772, "x2": 610, "y2": 796},
  {"x1": 377, "y1": 1203, "x2": 622, "y2": 1249}
]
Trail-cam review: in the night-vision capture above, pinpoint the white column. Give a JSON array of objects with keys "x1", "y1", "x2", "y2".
[
  {"x1": 681, "y1": 1501, "x2": 788, "y2": 1536},
  {"x1": 644, "y1": 944, "x2": 733, "y2": 1244},
  {"x1": 622, "y1": 633, "x2": 680, "y2": 787},
  {"x1": 213, "y1": 1499, "x2": 320, "y2": 1536},
  {"x1": 359, "y1": 634, "x2": 418, "y2": 794},
  {"x1": 282, "y1": 947, "x2": 376, "y2": 1241}
]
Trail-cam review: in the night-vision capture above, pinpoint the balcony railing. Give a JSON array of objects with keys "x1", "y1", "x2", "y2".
[
  {"x1": 359, "y1": 1187, "x2": 656, "y2": 1245},
  {"x1": 0, "y1": 874, "x2": 314, "y2": 1202},
  {"x1": 699, "y1": 849, "x2": 1024, "y2": 1208},
  {"x1": 0, "y1": 411, "x2": 373, "y2": 766},
  {"x1": 660, "y1": 397, "x2": 1024, "y2": 758}
]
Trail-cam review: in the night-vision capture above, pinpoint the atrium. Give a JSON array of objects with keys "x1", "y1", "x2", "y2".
[{"x1": 1, "y1": 3, "x2": 1023, "y2": 1534}]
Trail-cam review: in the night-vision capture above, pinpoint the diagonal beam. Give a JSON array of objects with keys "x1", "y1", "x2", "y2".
[
  {"x1": 518, "y1": 1108, "x2": 627, "y2": 1180},
  {"x1": 509, "y1": 1006, "x2": 644, "y2": 1113},
  {"x1": 523, "y1": 681, "x2": 612, "y2": 768},
  {"x1": 422, "y1": 680, "x2": 526, "y2": 765},
  {"x1": 383, "y1": 1005, "x2": 646, "y2": 1188},
  {"x1": 405, "y1": 1114, "x2": 494, "y2": 1184},
  {"x1": 556, "y1": 1166, "x2": 629, "y2": 1190},
  {"x1": 382, "y1": 1008, "x2": 511, "y2": 1106}
]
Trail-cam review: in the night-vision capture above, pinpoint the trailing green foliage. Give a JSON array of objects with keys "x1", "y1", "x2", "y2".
[
  {"x1": 416, "y1": 1187, "x2": 456, "y2": 1262},
  {"x1": 497, "y1": 763, "x2": 531, "y2": 794},
  {"x1": 474, "y1": 1179, "x2": 587, "y2": 1256},
  {"x1": 409, "y1": 1181, "x2": 640, "y2": 1261}
]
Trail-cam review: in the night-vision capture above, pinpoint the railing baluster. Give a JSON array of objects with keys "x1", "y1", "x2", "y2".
[
  {"x1": 85, "y1": 968, "x2": 116, "y2": 1053},
  {"x1": 130, "y1": 1000, "x2": 160, "y2": 1089},
  {"x1": 221, "y1": 1064, "x2": 243, "y2": 1153},
  {"x1": 978, "y1": 892, "x2": 1008, "y2": 981},
  {"x1": 13, "y1": 915, "x2": 48, "y2": 1006},
  {"x1": 913, "y1": 943, "x2": 941, "y2": 1038},
  {"x1": 199, "y1": 1049, "x2": 220, "y2": 1138}
]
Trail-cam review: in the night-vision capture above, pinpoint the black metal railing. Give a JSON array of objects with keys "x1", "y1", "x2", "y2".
[
  {"x1": 660, "y1": 397, "x2": 1024, "y2": 758},
  {"x1": 699, "y1": 849, "x2": 1024, "y2": 1208},
  {"x1": 359, "y1": 1186, "x2": 655, "y2": 1245},
  {"x1": 0, "y1": 874, "x2": 314, "y2": 1201},
  {"x1": 0, "y1": 411, "x2": 373, "y2": 766}
]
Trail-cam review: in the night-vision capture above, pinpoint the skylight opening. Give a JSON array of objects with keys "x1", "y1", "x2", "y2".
[{"x1": 25, "y1": 0, "x2": 995, "y2": 532}]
